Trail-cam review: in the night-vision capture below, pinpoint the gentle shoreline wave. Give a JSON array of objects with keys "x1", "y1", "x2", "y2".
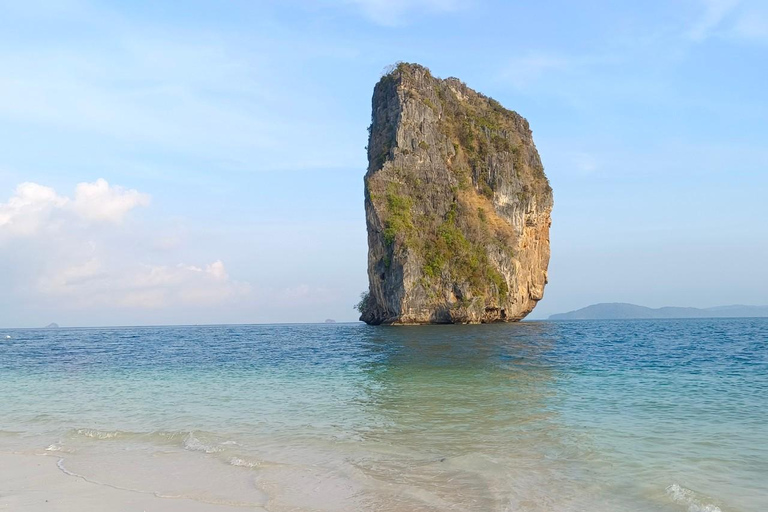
[{"x1": 1, "y1": 320, "x2": 765, "y2": 511}]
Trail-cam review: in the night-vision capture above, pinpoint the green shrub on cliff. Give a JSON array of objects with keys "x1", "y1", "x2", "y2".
[
  {"x1": 362, "y1": 63, "x2": 552, "y2": 323},
  {"x1": 354, "y1": 291, "x2": 370, "y2": 313},
  {"x1": 382, "y1": 184, "x2": 413, "y2": 246}
]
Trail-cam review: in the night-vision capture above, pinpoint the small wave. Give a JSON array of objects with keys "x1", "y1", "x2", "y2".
[
  {"x1": 229, "y1": 457, "x2": 260, "y2": 468},
  {"x1": 68, "y1": 429, "x2": 234, "y2": 454},
  {"x1": 666, "y1": 484, "x2": 723, "y2": 512},
  {"x1": 75, "y1": 428, "x2": 122, "y2": 440},
  {"x1": 183, "y1": 432, "x2": 222, "y2": 453},
  {"x1": 154, "y1": 431, "x2": 189, "y2": 442}
]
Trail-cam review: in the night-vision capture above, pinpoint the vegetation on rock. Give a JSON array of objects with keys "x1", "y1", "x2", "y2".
[{"x1": 361, "y1": 63, "x2": 552, "y2": 324}]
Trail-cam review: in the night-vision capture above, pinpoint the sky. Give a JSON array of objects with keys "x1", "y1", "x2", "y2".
[{"x1": 0, "y1": 0, "x2": 766, "y2": 327}]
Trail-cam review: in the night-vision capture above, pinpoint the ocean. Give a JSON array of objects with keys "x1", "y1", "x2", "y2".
[{"x1": 0, "y1": 319, "x2": 765, "y2": 511}]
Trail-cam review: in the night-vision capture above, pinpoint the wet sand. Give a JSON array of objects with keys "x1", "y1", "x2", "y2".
[{"x1": 0, "y1": 452, "x2": 256, "y2": 512}]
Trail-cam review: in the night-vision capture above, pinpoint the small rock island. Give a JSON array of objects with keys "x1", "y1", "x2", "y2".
[{"x1": 359, "y1": 63, "x2": 553, "y2": 325}]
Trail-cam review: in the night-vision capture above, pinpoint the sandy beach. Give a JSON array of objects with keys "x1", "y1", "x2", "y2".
[{"x1": 0, "y1": 452, "x2": 257, "y2": 512}]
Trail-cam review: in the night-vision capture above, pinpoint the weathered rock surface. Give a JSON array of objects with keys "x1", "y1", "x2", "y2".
[{"x1": 360, "y1": 63, "x2": 553, "y2": 325}]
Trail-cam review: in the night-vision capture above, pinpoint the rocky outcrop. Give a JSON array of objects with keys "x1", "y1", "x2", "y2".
[{"x1": 360, "y1": 63, "x2": 553, "y2": 325}]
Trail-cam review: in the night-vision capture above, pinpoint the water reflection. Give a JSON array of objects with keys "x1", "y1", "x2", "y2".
[{"x1": 347, "y1": 323, "x2": 585, "y2": 510}]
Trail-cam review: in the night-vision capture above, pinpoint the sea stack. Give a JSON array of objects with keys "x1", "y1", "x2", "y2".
[{"x1": 360, "y1": 63, "x2": 553, "y2": 325}]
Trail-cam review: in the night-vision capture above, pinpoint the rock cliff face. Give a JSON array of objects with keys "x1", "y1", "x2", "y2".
[{"x1": 360, "y1": 63, "x2": 552, "y2": 325}]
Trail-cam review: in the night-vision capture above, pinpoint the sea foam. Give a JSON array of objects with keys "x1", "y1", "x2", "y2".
[
  {"x1": 182, "y1": 432, "x2": 222, "y2": 453},
  {"x1": 229, "y1": 457, "x2": 260, "y2": 468},
  {"x1": 666, "y1": 484, "x2": 723, "y2": 512},
  {"x1": 75, "y1": 428, "x2": 122, "y2": 440}
]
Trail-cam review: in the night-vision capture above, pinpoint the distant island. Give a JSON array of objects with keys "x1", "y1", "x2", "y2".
[
  {"x1": 45, "y1": 323, "x2": 60, "y2": 329},
  {"x1": 549, "y1": 303, "x2": 768, "y2": 320}
]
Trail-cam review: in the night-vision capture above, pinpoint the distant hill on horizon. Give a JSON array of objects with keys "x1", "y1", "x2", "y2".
[{"x1": 549, "y1": 303, "x2": 768, "y2": 320}]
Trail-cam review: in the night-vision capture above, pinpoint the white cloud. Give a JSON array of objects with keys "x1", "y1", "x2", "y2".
[
  {"x1": 38, "y1": 258, "x2": 249, "y2": 309},
  {"x1": 686, "y1": 0, "x2": 768, "y2": 43},
  {"x1": 499, "y1": 51, "x2": 623, "y2": 91},
  {"x1": 0, "y1": 38, "x2": 275, "y2": 149},
  {"x1": 70, "y1": 178, "x2": 150, "y2": 223},
  {"x1": 1, "y1": 179, "x2": 249, "y2": 317},
  {"x1": 0, "y1": 178, "x2": 149, "y2": 237},
  {"x1": 0, "y1": 182, "x2": 68, "y2": 236},
  {"x1": 0, "y1": 28, "x2": 364, "y2": 173},
  {"x1": 687, "y1": 0, "x2": 741, "y2": 41}
]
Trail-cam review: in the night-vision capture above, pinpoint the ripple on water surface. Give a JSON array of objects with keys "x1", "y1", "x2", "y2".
[{"x1": 0, "y1": 319, "x2": 766, "y2": 511}]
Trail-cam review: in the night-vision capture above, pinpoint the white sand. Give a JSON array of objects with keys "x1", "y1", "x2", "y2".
[{"x1": 0, "y1": 452, "x2": 265, "y2": 512}]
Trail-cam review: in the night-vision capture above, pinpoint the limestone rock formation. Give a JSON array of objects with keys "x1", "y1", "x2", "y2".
[{"x1": 360, "y1": 63, "x2": 553, "y2": 325}]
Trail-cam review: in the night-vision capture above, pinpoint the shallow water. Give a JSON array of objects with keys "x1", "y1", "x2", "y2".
[{"x1": 1, "y1": 319, "x2": 766, "y2": 511}]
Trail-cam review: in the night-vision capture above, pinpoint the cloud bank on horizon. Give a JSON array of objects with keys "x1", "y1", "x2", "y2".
[
  {"x1": 0, "y1": 0, "x2": 766, "y2": 326},
  {"x1": 0, "y1": 179, "x2": 248, "y2": 319},
  {"x1": 0, "y1": 179, "x2": 149, "y2": 235}
]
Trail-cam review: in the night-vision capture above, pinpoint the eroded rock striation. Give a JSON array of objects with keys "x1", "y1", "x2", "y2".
[{"x1": 360, "y1": 63, "x2": 552, "y2": 325}]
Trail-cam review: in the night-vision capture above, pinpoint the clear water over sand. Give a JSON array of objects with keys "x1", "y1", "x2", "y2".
[{"x1": 1, "y1": 319, "x2": 766, "y2": 511}]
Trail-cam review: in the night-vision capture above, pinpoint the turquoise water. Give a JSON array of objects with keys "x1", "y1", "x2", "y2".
[{"x1": 0, "y1": 319, "x2": 766, "y2": 511}]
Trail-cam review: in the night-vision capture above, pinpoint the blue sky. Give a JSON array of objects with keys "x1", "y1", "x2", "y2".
[{"x1": 0, "y1": 0, "x2": 766, "y2": 326}]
